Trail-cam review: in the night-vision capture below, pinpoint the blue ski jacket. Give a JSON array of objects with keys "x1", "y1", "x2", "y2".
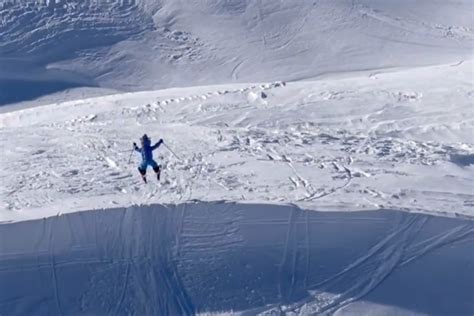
[{"x1": 134, "y1": 138, "x2": 163, "y2": 163}]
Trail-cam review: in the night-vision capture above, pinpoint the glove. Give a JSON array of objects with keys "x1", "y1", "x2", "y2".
[
  {"x1": 159, "y1": 139, "x2": 164, "y2": 144},
  {"x1": 133, "y1": 142, "x2": 137, "y2": 147}
]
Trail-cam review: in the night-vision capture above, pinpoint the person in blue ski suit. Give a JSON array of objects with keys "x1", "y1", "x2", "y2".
[{"x1": 133, "y1": 134, "x2": 163, "y2": 183}]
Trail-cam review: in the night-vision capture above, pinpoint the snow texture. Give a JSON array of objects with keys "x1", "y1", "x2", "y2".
[
  {"x1": 1, "y1": 60, "x2": 473, "y2": 315},
  {"x1": 0, "y1": 0, "x2": 473, "y2": 315},
  {"x1": 1, "y1": 0, "x2": 473, "y2": 105},
  {"x1": 0, "y1": 202, "x2": 473, "y2": 315},
  {"x1": 1, "y1": 62, "x2": 473, "y2": 221}
]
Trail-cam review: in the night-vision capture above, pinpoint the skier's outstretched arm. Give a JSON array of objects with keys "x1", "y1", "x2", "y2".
[
  {"x1": 133, "y1": 143, "x2": 141, "y2": 152},
  {"x1": 152, "y1": 139, "x2": 163, "y2": 150}
]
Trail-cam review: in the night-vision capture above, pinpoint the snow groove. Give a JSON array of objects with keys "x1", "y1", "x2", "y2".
[
  {"x1": 114, "y1": 262, "x2": 131, "y2": 316},
  {"x1": 48, "y1": 215, "x2": 63, "y2": 316},
  {"x1": 300, "y1": 213, "x2": 428, "y2": 314},
  {"x1": 278, "y1": 206, "x2": 300, "y2": 303},
  {"x1": 400, "y1": 223, "x2": 474, "y2": 266}
]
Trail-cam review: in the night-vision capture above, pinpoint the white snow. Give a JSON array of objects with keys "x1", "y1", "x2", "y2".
[
  {"x1": 0, "y1": 202, "x2": 472, "y2": 315},
  {"x1": 1, "y1": 62, "x2": 473, "y2": 221},
  {"x1": 1, "y1": 0, "x2": 473, "y2": 105},
  {"x1": 1, "y1": 60, "x2": 473, "y2": 314},
  {"x1": 1, "y1": 0, "x2": 474, "y2": 315}
]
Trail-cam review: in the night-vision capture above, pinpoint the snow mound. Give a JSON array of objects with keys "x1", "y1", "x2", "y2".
[
  {"x1": 0, "y1": 201, "x2": 472, "y2": 315},
  {"x1": 1, "y1": 0, "x2": 473, "y2": 105}
]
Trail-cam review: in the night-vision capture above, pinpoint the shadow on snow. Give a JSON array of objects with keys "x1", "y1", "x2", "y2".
[{"x1": 0, "y1": 202, "x2": 472, "y2": 315}]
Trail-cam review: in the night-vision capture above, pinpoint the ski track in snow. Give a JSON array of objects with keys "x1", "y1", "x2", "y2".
[
  {"x1": 301, "y1": 213, "x2": 428, "y2": 314},
  {"x1": 0, "y1": 202, "x2": 472, "y2": 314}
]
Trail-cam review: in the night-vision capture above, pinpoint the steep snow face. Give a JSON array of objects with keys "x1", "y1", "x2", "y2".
[
  {"x1": 0, "y1": 202, "x2": 472, "y2": 315},
  {"x1": 0, "y1": 0, "x2": 157, "y2": 104},
  {"x1": 0, "y1": 1, "x2": 156, "y2": 61},
  {"x1": 0, "y1": 61, "x2": 472, "y2": 222},
  {"x1": 1, "y1": 0, "x2": 473, "y2": 104}
]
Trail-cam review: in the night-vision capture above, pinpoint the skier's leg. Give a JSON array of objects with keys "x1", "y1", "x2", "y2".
[
  {"x1": 153, "y1": 166, "x2": 161, "y2": 180},
  {"x1": 151, "y1": 160, "x2": 160, "y2": 181},
  {"x1": 138, "y1": 163, "x2": 147, "y2": 183}
]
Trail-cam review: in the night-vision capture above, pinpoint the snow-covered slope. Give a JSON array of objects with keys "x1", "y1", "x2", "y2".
[
  {"x1": 1, "y1": 1, "x2": 473, "y2": 315},
  {"x1": 0, "y1": 202, "x2": 472, "y2": 315},
  {"x1": 1, "y1": 0, "x2": 473, "y2": 105},
  {"x1": 1, "y1": 60, "x2": 473, "y2": 222}
]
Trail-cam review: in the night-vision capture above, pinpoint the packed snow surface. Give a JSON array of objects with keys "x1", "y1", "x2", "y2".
[{"x1": 0, "y1": 202, "x2": 473, "y2": 315}]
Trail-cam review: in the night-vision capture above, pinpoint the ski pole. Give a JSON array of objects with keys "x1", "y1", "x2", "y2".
[
  {"x1": 127, "y1": 147, "x2": 134, "y2": 164},
  {"x1": 163, "y1": 142, "x2": 182, "y2": 161}
]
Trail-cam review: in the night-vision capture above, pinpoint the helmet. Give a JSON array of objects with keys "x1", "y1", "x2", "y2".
[{"x1": 141, "y1": 134, "x2": 151, "y2": 146}]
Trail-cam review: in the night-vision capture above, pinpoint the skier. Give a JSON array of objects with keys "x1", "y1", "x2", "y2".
[{"x1": 133, "y1": 134, "x2": 163, "y2": 183}]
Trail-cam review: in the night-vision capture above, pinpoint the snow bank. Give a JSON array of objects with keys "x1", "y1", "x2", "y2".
[{"x1": 1, "y1": 201, "x2": 472, "y2": 315}]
